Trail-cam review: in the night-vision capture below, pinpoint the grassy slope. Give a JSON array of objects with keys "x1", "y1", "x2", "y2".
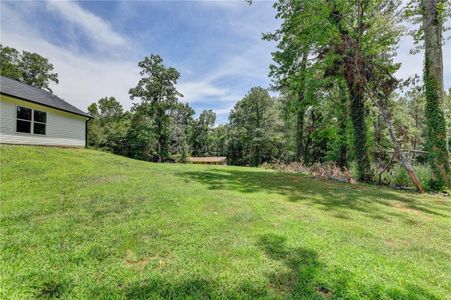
[{"x1": 0, "y1": 146, "x2": 449, "y2": 299}]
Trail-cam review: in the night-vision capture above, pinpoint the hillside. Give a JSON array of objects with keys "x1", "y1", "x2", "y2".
[{"x1": 1, "y1": 146, "x2": 449, "y2": 299}]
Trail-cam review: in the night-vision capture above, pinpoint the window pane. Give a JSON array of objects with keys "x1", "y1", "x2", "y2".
[
  {"x1": 33, "y1": 123, "x2": 46, "y2": 135},
  {"x1": 17, "y1": 120, "x2": 31, "y2": 133},
  {"x1": 34, "y1": 110, "x2": 47, "y2": 123},
  {"x1": 17, "y1": 106, "x2": 31, "y2": 120}
]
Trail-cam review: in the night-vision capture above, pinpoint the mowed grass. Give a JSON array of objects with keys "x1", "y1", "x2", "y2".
[{"x1": 0, "y1": 146, "x2": 450, "y2": 299}]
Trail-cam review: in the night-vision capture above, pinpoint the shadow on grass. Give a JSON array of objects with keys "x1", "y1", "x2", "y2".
[
  {"x1": 256, "y1": 233, "x2": 441, "y2": 299},
  {"x1": 124, "y1": 277, "x2": 269, "y2": 299},
  {"x1": 257, "y1": 233, "x2": 327, "y2": 298},
  {"x1": 122, "y1": 233, "x2": 440, "y2": 299},
  {"x1": 177, "y1": 169, "x2": 449, "y2": 221}
]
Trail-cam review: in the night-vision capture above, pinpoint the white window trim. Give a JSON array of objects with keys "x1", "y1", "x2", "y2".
[{"x1": 15, "y1": 105, "x2": 47, "y2": 136}]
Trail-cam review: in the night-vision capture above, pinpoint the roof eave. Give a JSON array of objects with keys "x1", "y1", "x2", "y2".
[{"x1": 0, "y1": 92, "x2": 91, "y2": 119}]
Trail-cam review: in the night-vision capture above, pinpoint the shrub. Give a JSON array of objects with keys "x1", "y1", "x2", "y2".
[
  {"x1": 262, "y1": 160, "x2": 353, "y2": 183},
  {"x1": 380, "y1": 164, "x2": 433, "y2": 190}
]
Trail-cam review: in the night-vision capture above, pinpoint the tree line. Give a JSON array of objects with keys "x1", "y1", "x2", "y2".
[
  {"x1": 0, "y1": 0, "x2": 449, "y2": 191},
  {"x1": 255, "y1": 0, "x2": 450, "y2": 191}
]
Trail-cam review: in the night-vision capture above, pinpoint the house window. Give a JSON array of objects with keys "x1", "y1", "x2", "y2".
[
  {"x1": 16, "y1": 106, "x2": 32, "y2": 133},
  {"x1": 33, "y1": 110, "x2": 47, "y2": 135},
  {"x1": 16, "y1": 106, "x2": 47, "y2": 135}
]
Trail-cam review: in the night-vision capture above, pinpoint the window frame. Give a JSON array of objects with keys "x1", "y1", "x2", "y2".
[
  {"x1": 16, "y1": 106, "x2": 32, "y2": 134},
  {"x1": 15, "y1": 105, "x2": 47, "y2": 136},
  {"x1": 33, "y1": 110, "x2": 47, "y2": 135}
]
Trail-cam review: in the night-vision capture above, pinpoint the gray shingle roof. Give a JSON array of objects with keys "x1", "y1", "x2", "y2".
[{"x1": 0, "y1": 76, "x2": 90, "y2": 118}]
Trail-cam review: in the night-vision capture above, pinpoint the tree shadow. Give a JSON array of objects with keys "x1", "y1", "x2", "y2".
[
  {"x1": 120, "y1": 232, "x2": 441, "y2": 299},
  {"x1": 256, "y1": 233, "x2": 441, "y2": 299},
  {"x1": 177, "y1": 169, "x2": 449, "y2": 221},
  {"x1": 124, "y1": 276, "x2": 270, "y2": 299},
  {"x1": 257, "y1": 233, "x2": 328, "y2": 298}
]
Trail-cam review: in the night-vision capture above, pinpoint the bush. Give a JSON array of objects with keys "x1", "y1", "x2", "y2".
[
  {"x1": 380, "y1": 164, "x2": 432, "y2": 190},
  {"x1": 262, "y1": 160, "x2": 353, "y2": 183},
  {"x1": 266, "y1": 160, "x2": 435, "y2": 191}
]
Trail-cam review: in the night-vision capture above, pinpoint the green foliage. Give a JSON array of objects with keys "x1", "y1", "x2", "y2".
[
  {"x1": 129, "y1": 54, "x2": 183, "y2": 162},
  {"x1": 0, "y1": 45, "x2": 21, "y2": 80},
  {"x1": 228, "y1": 87, "x2": 284, "y2": 166},
  {"x1": 380, "y1": 164, "x2": 432, "y2": 189},
  {"x1": 191, "y1": 109, "x2": 216, "y2": 156},
  {"x1": 404, "y1": 0, "x2": 450, "y2": 190},
  {"x1": 1, "y1": 146, "x2": 449, "y2": 298},
  {"x1": 0, "y1": 44, "x2": 58, "y2": 92},
  {"x1": 87, "y1": 97, "x2": 130, "y2": 155},
  {"x1": 169, "y1": 103, "x2": 195, "y2": 162},
  {"x1": 209, "y1": 125, "x2": 229, "y2": 157},
  {"x1": 348, "y1": 85, "x2": 373, "y2": 182},
  {"x1": 446, "y1": 89, "x2": 451, "y2": 150},
  {"x1": 424, "y1": 59, "x2": 450, "y2": 190},
  {"x1": 264, "y1": 0, "x2": 404, "y2": 183}
]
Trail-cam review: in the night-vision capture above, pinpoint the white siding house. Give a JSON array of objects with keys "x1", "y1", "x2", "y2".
[{"x1": 0, "y1": 77, "x2": 90, "y2": 147}]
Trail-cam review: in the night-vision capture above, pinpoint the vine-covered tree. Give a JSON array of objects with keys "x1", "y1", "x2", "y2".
[
  {"x1": 422, "y1": 0, "x2": 449, "y2": 189},
  {"x1": 265, "y1": 0, "x2": 408, "y2": 184},
  {"x1": 404, "y1": 0, "x2": 450, "y2": 189}
]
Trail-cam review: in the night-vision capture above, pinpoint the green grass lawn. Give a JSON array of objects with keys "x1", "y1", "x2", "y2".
[{"x1": 1, "y1": 146, "x2": 450, "y2": 299}]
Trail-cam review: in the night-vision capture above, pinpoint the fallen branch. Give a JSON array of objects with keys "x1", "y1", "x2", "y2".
[{"x1": 372, "y1": 97, "x2": 425, "y2": 193}]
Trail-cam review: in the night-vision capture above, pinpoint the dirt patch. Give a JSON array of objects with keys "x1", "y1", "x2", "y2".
[
  {"x1": 316, "y1": 286, "x2": 332, "y2": 298},
  {"x1": 391, "y1": 202, "x2": 421, "y2": 215},
  {"x1": 384, "y1": 237, "x2": 410, "y2": 249},
  {"x1": 124, "y1": 251, "x2": 168, "y2": 270},
  {"x1": 125, "y1": 257, "x2": 154, "y2": 269}
]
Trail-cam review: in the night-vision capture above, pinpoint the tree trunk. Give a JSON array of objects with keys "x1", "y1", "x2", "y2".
[
  {"x1": 295, "y1": 50, "x2": 308, "y2": 162},
  {"x1": 303, "y1": 109, "x2": 316, "y2": 165},
  {"x1": 337, "y1": 79, "x2": 348, "y2": 168},
  {"x1": 374, "y1": 99, "x2": 425, "y2": 193},
  {"x1": 256, "y1": 102, "x2": 262, "y2": 166},
  {"x1": 295, "y1": 105, "x2": 305, "y2": 162},
  {"x1": 422, "y1": 0, "x2": 450, "y2": 189},
  {"x1": 347, "y1": 82, "x2": 373, "y2": 182},
  {"x1": 335, "y1": 17, "x2": 372, "y2": 182}
]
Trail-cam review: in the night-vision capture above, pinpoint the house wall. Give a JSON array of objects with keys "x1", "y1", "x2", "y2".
[{"x1": 0, "y1": 95, "x2": 88, "y2": 147}]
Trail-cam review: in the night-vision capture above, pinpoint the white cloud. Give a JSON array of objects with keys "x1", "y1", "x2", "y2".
[
  {"x1": 395, "y1": 34, "x2": 451, "y2": 89},
  {"x1": 177, "y1": 41, "x2": 273, "y2": 105},
  {"x1": 46, "y1": 1, "x2": 126, "y2": 47},
  {"x1": 214, "y1": 105, "x2": 236, "y2": 116},
  {"x1": 1, "y1": 3, "x2": 138, "y2": 111},
  {"x1": 178, "y1": 80, "x2": 229, "y2": 103},
  {"x1": 4, "y1": 0, "x2": 446, "y2": 125}
]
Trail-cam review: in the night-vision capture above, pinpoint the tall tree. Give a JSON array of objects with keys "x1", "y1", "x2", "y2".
[
  {"x1": 129, "y1": 54, "x2": 182, "y2": 162},
  {"x1": 87, "y1": 103, "x2": 101, "y2": 148},
  {"x1": 170, "y1": 103, "x2": 195, "y2": 162},
  {"x1": 0, "y1": 45, "x2": 21, "y2": 80},
  {"x1": 265, "y1": 0, "x2": 404, "y2": 182},
  {"x1": 0, "y1": 44, "x2": 58, "y2": 92},
  {"x1": 210, "y1": 125, "x2": 229, "y2": 157},
  {"x1": 229, "y1": 87, "x2": 283, "y2": 166},
  {"x1": 422, "y1": 0, "x2": 450, "y2": 189},
  {"x1": 87, "y1": 97, "x2": 129, "y2": 155},
  {"x1": 336, "y1": 79, "x2": 350, "y2": 168},
  {"x1": 263, "y1": 2, "x2": 314, "y2": 163},
  {"x1": 405, "y1": 0, "x2": 450, "y2": 189},
  {"x1": 191, "y1": 109, "x2": 216, "y2": 156}
]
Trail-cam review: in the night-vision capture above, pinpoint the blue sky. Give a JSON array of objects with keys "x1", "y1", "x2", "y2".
[{"x1": 1, "y1": 1, "x2": 450, "y2": 124}]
